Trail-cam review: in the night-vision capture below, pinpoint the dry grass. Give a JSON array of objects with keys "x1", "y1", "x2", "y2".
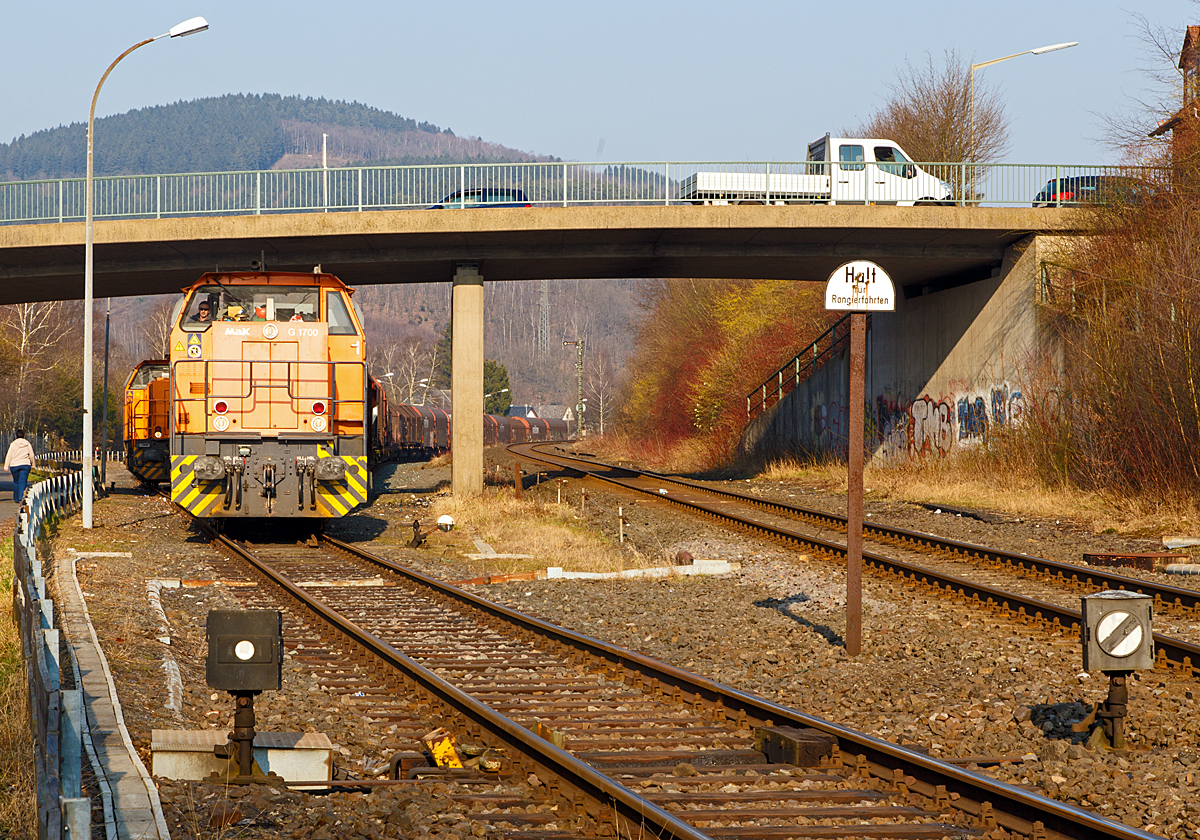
[
  {"x1": 0, "y1": 532, "x2": 36, "y2": 840},
  {"x1": 583, "y1": 433, "x2": 714, "y2": 475},
  {"x1": 758, "y1": 453, "x2": 1200, "y2": 536},
  {"x1": 424, "y1": 490, "x2": 653, "y2": 576}
]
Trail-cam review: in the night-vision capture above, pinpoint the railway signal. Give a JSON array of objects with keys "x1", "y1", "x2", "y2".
[
  {"x1": 206, "y1": 609, "x2": 283, "y2": 781},
  {"x1": 824, "y1": 261, "x2": 895, "y2": 656},
  {"x1": 1073, "y1": 591, "x2": 1154, "y2": 750}
]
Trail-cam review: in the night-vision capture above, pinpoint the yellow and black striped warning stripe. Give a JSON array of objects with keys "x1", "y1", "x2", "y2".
[
  {"x1": 128, "y1": 450, "x2": 169, "y2": 483},
  {"x1": 315, "y1": 444, "x2": 367, "y2": 517},
  {"x1": 171, "y1": 455, "x2": 224, "y2": 517}
]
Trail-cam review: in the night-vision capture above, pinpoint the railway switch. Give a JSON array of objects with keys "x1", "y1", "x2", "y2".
[
  {"x1": 206, "y1": 609, "x2": 283, "y2": 781},
  {"x1": 1074, "y1": 591, "x2": 1153, "y2": 750}
]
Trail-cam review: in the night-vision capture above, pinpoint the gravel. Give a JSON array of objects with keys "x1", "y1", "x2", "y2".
[{"x1": 41, "y1": 459, "x2": 1200, "y2": 838}]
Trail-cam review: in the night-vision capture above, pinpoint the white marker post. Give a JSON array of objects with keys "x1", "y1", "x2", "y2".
[{"x1": 824, "y1": 261, "x2": 895, "y2": 656}]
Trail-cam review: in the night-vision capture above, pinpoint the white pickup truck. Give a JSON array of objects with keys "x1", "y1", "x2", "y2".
[{"x1": 678, "y1": 135, "x2": 953, "y2": 206}]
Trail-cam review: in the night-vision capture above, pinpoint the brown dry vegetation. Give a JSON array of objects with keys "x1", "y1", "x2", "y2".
[
  {"x1": 616, "y1": 278, "x2": 832, "y2": 470},
  {"x1": 1021, "y1": 154, "x2": 1200, "y2": 506},
  {"x1": 759, "y1": 454, "x2": 1200, "y2": 537},
  {"x1": 0, "y1": 528, "x2": 36, "y2": 840}
]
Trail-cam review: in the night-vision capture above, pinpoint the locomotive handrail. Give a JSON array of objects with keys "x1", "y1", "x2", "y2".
[{"x1": 169, "y1": 357, "x2": 366, "y2": 435}]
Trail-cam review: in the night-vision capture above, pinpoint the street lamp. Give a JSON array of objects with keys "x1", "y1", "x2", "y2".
[
  {"x1": 83, "y1": 15, "x2": 209, "y2": 529},
  {"x1": 969, "y1": 41, "x2": 1076, "y2": 167}
]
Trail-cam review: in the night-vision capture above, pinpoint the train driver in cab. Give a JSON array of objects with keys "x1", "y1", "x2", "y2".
[{"x1": 190, "y1": 301, "x2": 213, "y2": 322}]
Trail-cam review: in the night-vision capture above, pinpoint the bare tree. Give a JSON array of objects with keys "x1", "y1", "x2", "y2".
[
  {"x1": 140, "y1": 297, "x2": 178, "y2": 359},
  {"x1": 847, "y1": 48, "x2": 1010, "y2": 164},
  {"x1": 584, "y1": 345, "x2": 621, "y2": 435},
  {"x1": 0, "y1": 301, "x2": 71, "y2": 428},
  {"x1": 370, "y1": 336, "x2": 439, "y2": 405}
]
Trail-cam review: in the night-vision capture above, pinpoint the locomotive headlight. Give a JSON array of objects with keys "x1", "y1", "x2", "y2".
[
  {"x1": 153, "y1": 426, "x2": 163, "y2": 439},
  {"x1": 310, "y1": 415, "x2": 328, "y2": 432},
  {"x1": 311, "y1": 401, "x2": 326, "y2": 415},
  {"x1": 214, "y1": 400, "x2": 229, "y2": 415},
  {"x1": 212, "y1": 416, "x2": 230, "y2": 432}
]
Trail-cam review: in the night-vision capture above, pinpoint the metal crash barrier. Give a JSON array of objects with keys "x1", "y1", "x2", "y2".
[{"x1": 13, "y1": 468, "x2": 91, "y2": 840}]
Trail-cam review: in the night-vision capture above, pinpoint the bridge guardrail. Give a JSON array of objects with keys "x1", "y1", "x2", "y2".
[{"x1": 0, "y1": 160, "x2": 1166, "y2": 224}]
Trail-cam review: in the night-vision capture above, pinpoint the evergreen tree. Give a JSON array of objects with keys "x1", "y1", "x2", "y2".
[{"x1": 483, "y1": 360, "x2": 512, "y2": 415}]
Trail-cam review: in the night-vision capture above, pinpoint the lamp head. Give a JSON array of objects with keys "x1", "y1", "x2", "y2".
[
  {"x1": 169, "y1": 16, "x2": 209, "y2": 38},
  {"x1": 1030, "y1": 41, "x2": 1077, "y2": 55}
]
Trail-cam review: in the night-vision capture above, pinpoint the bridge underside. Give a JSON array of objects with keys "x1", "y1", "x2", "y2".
[{"x1": 0, "y1": 204, "x2": 1082, "y2": 304}]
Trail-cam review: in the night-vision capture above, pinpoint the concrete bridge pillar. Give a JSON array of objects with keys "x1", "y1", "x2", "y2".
[{"x1": 451, "y1": 264, "x2": 484, "y2": 497}]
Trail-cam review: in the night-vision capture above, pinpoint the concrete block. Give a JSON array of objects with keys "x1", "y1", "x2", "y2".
[{"x1": 151, "y1": 729, "x2": 333, "y2": 788}]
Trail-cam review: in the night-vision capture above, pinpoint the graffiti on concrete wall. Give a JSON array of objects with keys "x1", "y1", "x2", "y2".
[
  {"x1": 910, "y1": 395, "x2": 954, "y2": 458},
  {"x1": 810, "y1": 381, "x2": 1025, "y2": 462}
]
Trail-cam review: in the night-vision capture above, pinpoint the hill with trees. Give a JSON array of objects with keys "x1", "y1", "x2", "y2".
[{"x1": 0, "y1": 93, "x2": 556, "y2": 181}]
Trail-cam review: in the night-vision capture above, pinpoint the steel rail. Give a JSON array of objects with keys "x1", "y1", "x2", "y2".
[
  {"x1": 314, "y1": 534, "x2": 1156, "y2": 840},
  {"x1": 639, "y1": 468, "x2": 1200, "y2": 615},
  {"x1": 208, "y1": 531, "x2": 710, "y2": 840},
  {"x1": 514, "y1": 444, "x2": 1200, "y2": 677}
]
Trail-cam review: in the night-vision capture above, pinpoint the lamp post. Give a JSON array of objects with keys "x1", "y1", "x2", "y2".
[
  {"x1": 83, "y1": 16, "x2": 208, "y2": 529},
  {"x1": 968, "y1": 41, "x2": 1076, "y2": 177}
]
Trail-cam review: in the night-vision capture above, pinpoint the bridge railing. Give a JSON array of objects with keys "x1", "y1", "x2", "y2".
[
  {"x1": 0, "y1": 160, "x2": 1164, "y2": 224},
  {"x1": 747, "y1": 314, "x2": 866, "y2": 422}
]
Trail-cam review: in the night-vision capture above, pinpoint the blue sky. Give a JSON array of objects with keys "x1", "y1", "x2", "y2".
[{"x1": 2, "y1": 0, "x2": 1193, "y2": 166}]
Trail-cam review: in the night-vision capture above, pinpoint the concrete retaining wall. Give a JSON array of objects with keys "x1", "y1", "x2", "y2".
[{"x1": 740, "y1": 234, "x2": 1063, "y2": 465}]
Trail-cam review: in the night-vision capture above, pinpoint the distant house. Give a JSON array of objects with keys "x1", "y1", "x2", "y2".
[
  {"x1": 534, "y1": 404, "x2": 572, "y2": 422},
  {"x1": 505, "y1": 405, "x2": 539, "y2": 418},
  {"x1": 1150, "y1": 25, "x2": 1200, "y2": 163}
]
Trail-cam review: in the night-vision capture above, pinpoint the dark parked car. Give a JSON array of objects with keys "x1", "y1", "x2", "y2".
[
  {"x1": 1032, "y1": 175, "x2": 1146, "y2": 207},
  {"x1": 429, "y1": 188, "x2": 531, "y2": 209}
]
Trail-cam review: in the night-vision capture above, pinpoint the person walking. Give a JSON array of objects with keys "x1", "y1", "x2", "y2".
[{"x1": 5, "y1": 430, "x2": 35, "y2": 504}]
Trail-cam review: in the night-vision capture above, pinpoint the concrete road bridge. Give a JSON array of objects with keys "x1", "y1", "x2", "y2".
[{"x1": 0, "y1": 198, "x2": 1089, "y2": 497}]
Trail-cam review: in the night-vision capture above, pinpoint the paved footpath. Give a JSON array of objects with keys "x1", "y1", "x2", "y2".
[{"x1": 0, "y1": 467, "x2": 23, "y2": 520}]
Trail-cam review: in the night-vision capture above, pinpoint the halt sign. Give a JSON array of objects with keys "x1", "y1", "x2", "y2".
[{"x1": 825, "y1": 261, "x2": 895, "y2": 312}]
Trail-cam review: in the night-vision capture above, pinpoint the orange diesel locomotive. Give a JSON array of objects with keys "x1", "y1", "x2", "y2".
[
  {"x1": 123, "y1": 360, "x2": 171, "y2": 483},
  {"x1": 168, "y1": 271, "x2": 370, "y2": 518}
]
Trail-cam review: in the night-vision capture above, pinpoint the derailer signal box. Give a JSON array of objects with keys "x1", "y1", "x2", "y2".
[
  {"x1": 1080, "y1": 591, "x2": 1153, "y2": 672},
  {"x1": 206, "y1": 609, "x2": 283, "y2": 692}
]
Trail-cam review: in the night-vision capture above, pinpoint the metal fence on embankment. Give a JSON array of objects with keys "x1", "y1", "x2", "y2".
[
  {"x1": 747, "y1": 314, "x2": 869, "y2": 422},
  {"x1": 0, "y1": 160, "x2": 1162, "y2": 224},
  {"x1": 13, "y1": 469, "x2": 90, "y2": 840}
]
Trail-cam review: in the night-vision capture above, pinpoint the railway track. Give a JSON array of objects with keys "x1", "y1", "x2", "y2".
[
  {"x1": 191, "y1": 522, "x2": 1153, "y2": 840},
  {"x1": 511, "y1": 444, "x2": 1200, "y2": 679}
]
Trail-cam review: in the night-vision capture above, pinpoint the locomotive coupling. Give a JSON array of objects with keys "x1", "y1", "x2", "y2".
[
  {"x1": 315, "y1": 457, "x2": 347, "y2": 481},
  {"x1": 194, "y1": 456, "x2": 227, "y2": 481}
]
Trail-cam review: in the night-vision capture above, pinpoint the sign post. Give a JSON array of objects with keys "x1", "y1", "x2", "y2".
[{"x1": 824, "y1": 261, "x2": 895, "y2": 656}]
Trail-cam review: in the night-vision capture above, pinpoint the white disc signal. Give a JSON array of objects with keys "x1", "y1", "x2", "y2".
[{"x1": 1096, "y1": 610, "x2": 1143, "y2": 657}]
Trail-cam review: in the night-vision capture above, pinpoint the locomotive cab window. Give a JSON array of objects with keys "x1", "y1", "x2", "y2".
[
  {"x1": 326, "y1": 291, "x2": 358, "y2": 335},
  {"x1": 180, "y1": 285, "x2": 319, "y2": 330}
]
